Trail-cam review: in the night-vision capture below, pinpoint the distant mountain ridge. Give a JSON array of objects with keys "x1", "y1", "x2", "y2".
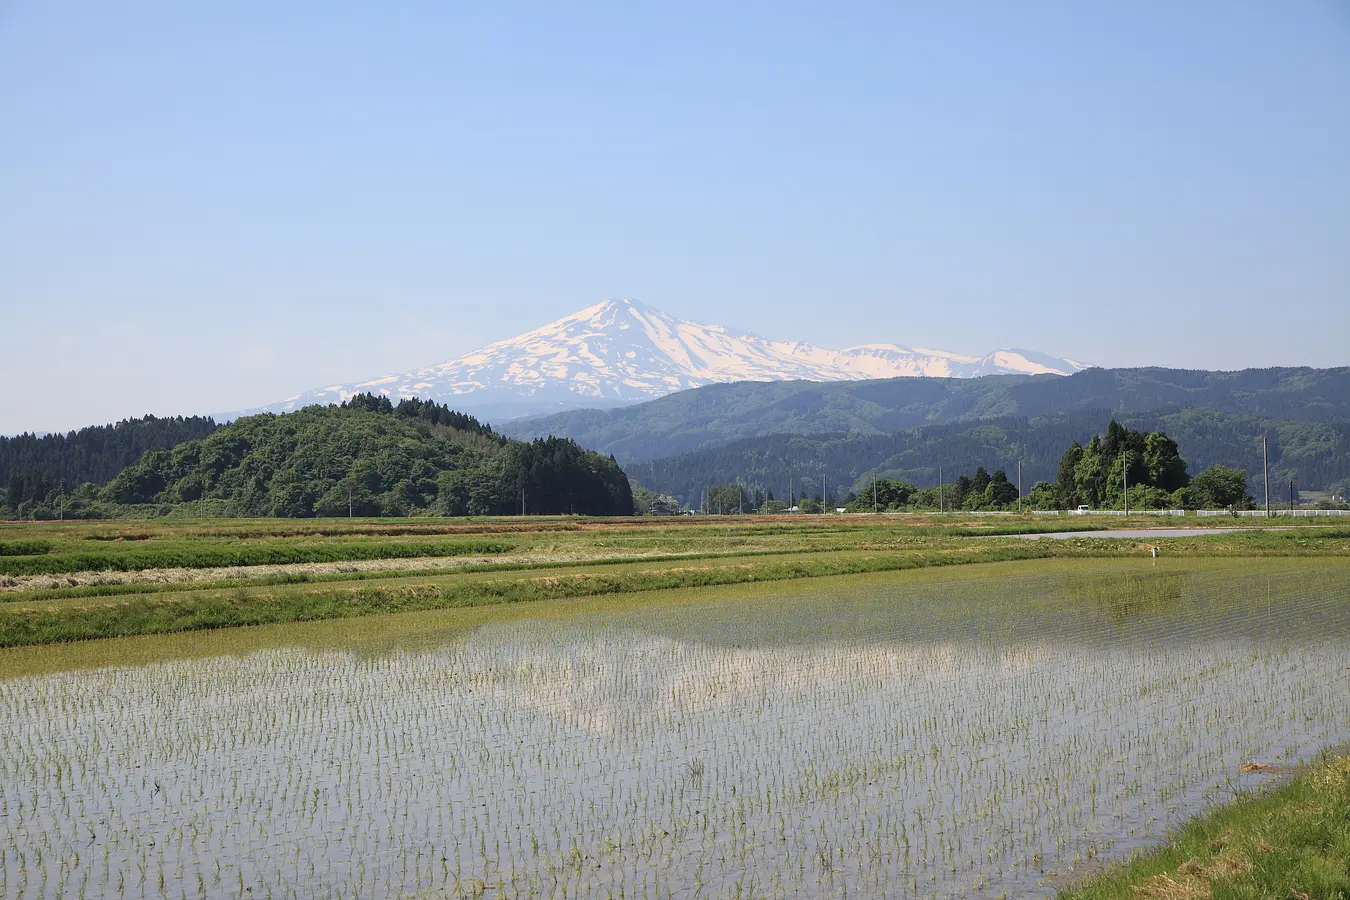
[
  {"x1": 628, "y1": 409, "x2": 1350, "y2": 508},
  {"x1": 502, "y1": 366, "x2": 1350, "y2": 465},
  {"x1": 249, "y1": 299, "x2": 1085, "y2": 421}
]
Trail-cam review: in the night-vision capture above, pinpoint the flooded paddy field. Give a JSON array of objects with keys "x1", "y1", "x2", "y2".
[{"x1": 1, "y1": 559, "x2": 1348, "y2": 899}]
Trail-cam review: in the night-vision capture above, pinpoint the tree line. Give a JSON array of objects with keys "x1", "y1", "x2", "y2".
[
  {"x1": 684, "y1": 420, "x2": 1259, "y2": 513},
  {"x1": 0, "y1": 415, "x2": 219, "y2": 488}
]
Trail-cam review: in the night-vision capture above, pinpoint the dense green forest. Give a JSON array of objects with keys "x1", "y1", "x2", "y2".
[
  {"x1": 689, "y1": 422, "x2": 1260, "y2": 513},
  {"x1": 1044, "y1": 420, "x2": 1248, "y2": 510},
  {"x1": 0, "y1": 415, "x2": 219, "y2": 487},
  {"x1": 2, "y1": 396, "x2": 632, "y2": 519},
  {"x1": 504, "y1": 366, "x2": 1350, "y2": 464},
  {"x1": 629, "y1": 408, "x2": 1350, "y2": 509}
]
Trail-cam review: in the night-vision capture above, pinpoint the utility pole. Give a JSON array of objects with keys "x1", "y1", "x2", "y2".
[
  {"x1": 1290, "y1": 478, "x2": 1295, "y2": 514},
  {"x1": 1018, "y1": 461, "x2": 1022, "y2": 514},
  {"x1": 938, "y1": 466, "x2": 944, "y2": 513},
  {"x1": 1263, "y1": 433, "x2": 1271, "y2": 518},
  {"x1": 348, "y1": 486, "x2": 353, "y2": 518},
  {"x1": 521, "y1": 487, "x2": 526, "y2": 517},
  {"x1": 873, "y1": 476, "x2": 877, "y2": 514}
]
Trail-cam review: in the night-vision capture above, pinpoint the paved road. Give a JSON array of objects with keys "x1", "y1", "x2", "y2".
[{"x1": 1015, "y1": 527, "x2": 1258, "y2": 540}]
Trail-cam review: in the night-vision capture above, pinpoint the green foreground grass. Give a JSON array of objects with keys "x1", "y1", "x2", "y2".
[{"x1": 1061, "y1": 752, "x2": 1350, "y2": 899}]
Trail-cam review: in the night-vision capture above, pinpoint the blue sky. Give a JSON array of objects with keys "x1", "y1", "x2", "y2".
[{"x1": 2, "y1": 1, "x2": 1347, "y2": 434}]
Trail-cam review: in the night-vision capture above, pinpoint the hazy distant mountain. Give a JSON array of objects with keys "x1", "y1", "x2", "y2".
[
  {"x1": 501, "y1": 366, "x2": 1350, "y2": 465},
  {"x1": 626, "y1": 409, "x2": 1350, "y2": 507},
  {"x1": 250, "y1": 299, "x2": 1086, "y2": 421}
]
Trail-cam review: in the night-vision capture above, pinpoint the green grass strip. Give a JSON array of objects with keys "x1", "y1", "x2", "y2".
[
  {"x1": 0, "y1": 539, "x2": 513, "y2": 576},
  {"x1": 0, "y1": 545, "x2": 1070, "y2": 646},
  {"x1": 3, "y1": 545, "x2": 883, "y2": 603},
  {"x1": 1059, "y1": 752, "x2": 1350, "y2": 899}
]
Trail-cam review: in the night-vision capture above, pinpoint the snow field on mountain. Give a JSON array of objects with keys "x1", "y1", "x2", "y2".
[{"x1": 260, "y1": 298, "x2": 1084, "y2": 418}]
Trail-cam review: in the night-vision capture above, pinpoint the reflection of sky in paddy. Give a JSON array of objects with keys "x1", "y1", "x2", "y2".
[{"x1": 1, "y1": 566, "x2": 1348, "y2": 899}]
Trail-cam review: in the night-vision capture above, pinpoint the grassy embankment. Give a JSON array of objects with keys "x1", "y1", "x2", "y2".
[
  {"x1": 0, "y1": 536, "x2": 512, "y2": 576},
  {"x1": 3, "y1": 513, "x2": 1341, "y2": 583},
  {"x1": 0, "y1": 546, "x2": 1073, "y2": 646},
  {"x1": 1062, "y1": 751, "x2": 1350, "y2": 899},
  {"x1": 0, "y1": 515, "x2": 1081, "y2": 577},
  {"x1": 0, "y1": 515, "x2": 1346, "y2": 647}
]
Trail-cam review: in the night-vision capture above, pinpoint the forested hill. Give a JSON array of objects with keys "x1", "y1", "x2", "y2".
[
  {"x1": 502, "y1": 367, "x2": 1350, "y2": 464},
  {"x1": 4, "y1": 396, "x2": 633, "y2": 519},
  {"x1": 0, "y1": 415, "x2": 220, "y2": 486},
  {"x1": 630, "y1": 408, "x2": 1350, "y2": 508}
]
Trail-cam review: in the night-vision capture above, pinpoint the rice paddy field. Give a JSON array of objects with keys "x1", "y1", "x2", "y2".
[{"x1": 0, "y1": 517, "x2": 1348, "y2": 898}]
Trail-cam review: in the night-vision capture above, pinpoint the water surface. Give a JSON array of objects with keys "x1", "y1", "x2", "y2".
[{"x1": 2, "y1": 559, "x2": 1348, "y2": 899}]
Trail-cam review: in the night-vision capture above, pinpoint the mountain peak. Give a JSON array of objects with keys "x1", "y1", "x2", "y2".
[
  {"x1": 257, "y1": 300, "x2": 1085, "y2": 421},
  {"x1": 584, "y1": 297, "x2": 652, "y2": 317}
]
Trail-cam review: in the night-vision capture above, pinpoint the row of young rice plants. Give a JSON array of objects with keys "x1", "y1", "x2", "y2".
[{"x1": 0, "y1": 561, "x2": 1347, "y2": 898}]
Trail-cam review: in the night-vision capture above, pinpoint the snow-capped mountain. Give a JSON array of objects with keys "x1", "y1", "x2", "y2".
[{"x1": 254, "y1": 299, "x2": 1087, "y2": 421}]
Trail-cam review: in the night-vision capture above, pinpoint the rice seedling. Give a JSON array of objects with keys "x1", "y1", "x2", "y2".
[{"x1": 0, "y1": 561, "x2": 1346, "y2": 898}]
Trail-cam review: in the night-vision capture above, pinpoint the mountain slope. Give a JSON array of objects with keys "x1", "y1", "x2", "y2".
[
  {"x1": 630, "y1": 409, "x2": 1350, "y2": 508},
  {"x1": 502, "y1": 366, "x2": 1350, "y2": 464},
  {"x1": 255, "y1": 299, "x2": 1084, "y2": 420}
]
